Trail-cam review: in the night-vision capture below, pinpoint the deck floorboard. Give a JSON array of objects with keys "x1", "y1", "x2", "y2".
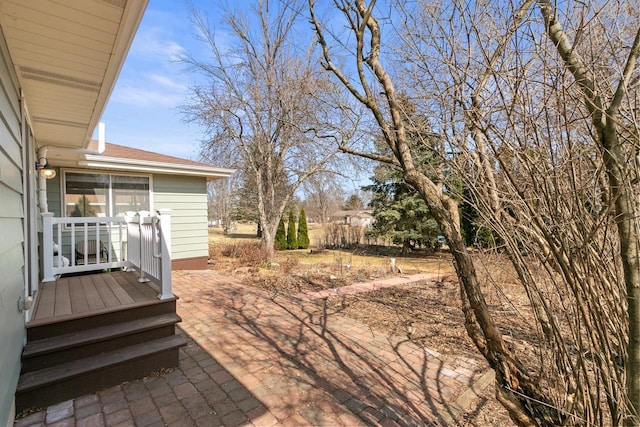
[
  {"x1": 36, "y1": 283, "x2": 55, "y2": 320},
  {"x1": 103, "y1": 274, "x2": 135, "y2": 305},
  {"x1": 53, "y1": 280, "x2": 71, "y2": 317},
  {"x1": 82, "y1": 276, "x2": 105, "y2": 311},
  {"x1": 68, "y1": 276, "x2": 89, "y2": 315},
  {"x1": 91, "y1": 275, "x2": 120, "y2": 308},
  {"x1": 31, "y1": 271, "x2": 160, "y2": 323},
  {"x1": 114, "y1": 273, "x2": 156, "y2": 302}
]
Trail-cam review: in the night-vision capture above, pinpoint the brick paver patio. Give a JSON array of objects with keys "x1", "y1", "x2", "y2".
[
  {"x1": 15, "y1": 270, "x2": 489, "y2": 426},
  {"x1": 295, "y1": 273, "x2": 441, "y2": 301}
]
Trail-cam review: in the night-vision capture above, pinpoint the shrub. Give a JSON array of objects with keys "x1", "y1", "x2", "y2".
[
  {"x1": 286, "y1": 211, "x2": 298, "y2": 250},
  {"x1": 275, "y1": 218, "x2": 287, "y2": 250},
  {"x1": 279, "y1": 256, "x2": 299, "y2": 274},
  {"x1": 297, "y1": 208, "x2": 310, "y2": 249},
  {"x1": 209, "y1": 243, "x2": 224, "y2": 259},
  {"x1": 221, "y1": 243, "x2": 240, "y2": 258},
  {"x1": 221, "y1": 242, "x2": 269, "y2": 265}
]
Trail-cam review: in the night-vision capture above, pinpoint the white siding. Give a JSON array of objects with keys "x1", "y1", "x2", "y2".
[{"x1": 0, "y1": 27, "x2": 25, "y2": 424}]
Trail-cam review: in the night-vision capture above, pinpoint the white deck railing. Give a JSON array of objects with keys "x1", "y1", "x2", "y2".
[
  {"x1": 41, "y1": 209, "x2": 173, "y2": 300},
  {"x1": 124, "y1": 210, "x2": 173, "y2": 299}
]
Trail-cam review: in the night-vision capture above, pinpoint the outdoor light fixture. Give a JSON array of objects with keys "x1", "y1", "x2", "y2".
[{"x1": 36, "y1": 158, "x2": 56, "y2": 180}]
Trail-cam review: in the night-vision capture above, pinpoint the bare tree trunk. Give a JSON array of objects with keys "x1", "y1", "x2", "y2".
[
  {"x1": 183, "y1": 1, "x2": 345, "y2": 264},
  {"x1": 261, "y1": 226, "x2": 276, "y2": 261},
  {"x1": 309, "y1": 2, "x2": 551, "y2": 423},
  {"x1": 406, "y1": 171, "x2": 539, "y2": 425},
  {"x1": 601, "y1": 125, "x2": 640, "y2": 425},
  {"x1": 255, "y1": 169, "x2": 284, "y2": 262},
  {"x1": 311, "y1": 0, "x2": 640, "y2": 424},
  {"x1": 538, "y1": 2, "x2": 640, "y2": 421}
]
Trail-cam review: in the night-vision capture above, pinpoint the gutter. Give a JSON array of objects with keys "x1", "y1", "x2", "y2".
[{"x1": 78, "y1": 156, "x2": 236, "y2": 180}]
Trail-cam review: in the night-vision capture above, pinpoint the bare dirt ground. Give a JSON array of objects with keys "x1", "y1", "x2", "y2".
[{"x1": 208, "y1": 223, "x2": 515, "y2": 426}]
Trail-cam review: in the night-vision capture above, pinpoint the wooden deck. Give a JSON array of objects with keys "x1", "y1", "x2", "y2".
[
  {"x1": 18, "y1": 270, "x2": 183, "y2": 411},
  {"x1": 30, "y1": 270, "x2": 161, "y2": 324}
]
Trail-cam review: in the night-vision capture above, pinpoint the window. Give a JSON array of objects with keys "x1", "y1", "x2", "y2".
[
  {"x1": 112, "y1": 175, "x2": 151, "y2": 216},
  {"x1": 64, "y1": 172, "x2": 150, "y2": 217}
]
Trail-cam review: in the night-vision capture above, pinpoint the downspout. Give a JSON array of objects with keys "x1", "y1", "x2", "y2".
[
  {"x1": 38, "y1": 122, "x2": 106, "y2": 213},
  {"x1": 37, "y1": 146, "x2": 50, "y2": 213}
]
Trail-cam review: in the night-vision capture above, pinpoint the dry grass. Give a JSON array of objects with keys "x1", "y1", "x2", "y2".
[
  {"x1": 208, "y1": 221, "x2": 324, "y2": 244},
  {"x1": 209, "y1": 222, "x2": 455, "y2": 274}
]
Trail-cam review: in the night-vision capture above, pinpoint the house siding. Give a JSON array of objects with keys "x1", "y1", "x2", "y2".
[
  {"x1": 45, "y1": 171, "x2": 61, "y2": 215},
  {"x1": 153, "y1": 174, "x2": 209, "y2": 264},
  {"x1": 46, "y1": 172, "x2": 210, "y2": 267},
  {"x1": 44, "y1": 171, "x2": 128, "y2": 262},
  {"x1": 0, "y1": 28, "x2": 25, "y2": 424}
]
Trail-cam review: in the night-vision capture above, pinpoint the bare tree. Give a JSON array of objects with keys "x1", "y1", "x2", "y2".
[
  {"x1": 310, "y1": 0, "x2": 640, "y2": 425},
  {"x1": 534, "y1": 4, "x2": 640, "y2": 424},
  {"x1": 207, "y1": 174, "x2": 236, "y2": 234},
  {"x1": 301, "y1": 173, "x2": 343, "y2": 223},
  {"x1": 183, "y1": 0, "x2": 346, "y2": 260}
]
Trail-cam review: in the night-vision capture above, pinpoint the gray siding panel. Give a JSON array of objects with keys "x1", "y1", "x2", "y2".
[
  {"x1": 0, "y1": 33, "x2": 25, "y2": 424},
  {"x1": 0, "y1": 184, "x2": 23, "y2": 217},
  {"x1": 48, "y1": 172, "x2": 211, "y2": 263},
  {"x1": 0, "y1": 152, "x2": 21, "y2": 192},
  {"x1": 172, "y1": 239, "x2": 208, "y2": 253},
  {"x1": 45, "y1": 171, "x2": 62, "y2": 215},
  {"x1": 153, "y1": 174, "x2": 209, "y2": 261},
  {"x1": 0, "y1": 119, "x2": 20, "y2": 165}
]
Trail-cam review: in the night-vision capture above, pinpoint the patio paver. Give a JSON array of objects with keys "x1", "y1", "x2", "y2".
[
  {"x1": 295, "y1": 273, "x2": 441, "y2": 301},
  {"x1": 14, "y1": 270, "x2": 489, "y2": 426}
]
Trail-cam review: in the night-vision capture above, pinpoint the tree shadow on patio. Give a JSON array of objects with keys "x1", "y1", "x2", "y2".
[{"x1": 184, "y1": 276, "x2": 490, "y2": 426}]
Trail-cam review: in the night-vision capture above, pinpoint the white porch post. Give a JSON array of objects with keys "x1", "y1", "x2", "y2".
[
  {"x1": 158, "y1": 209, "x2": 173, "y2": 299},
  {"x1": 136, "y1": 213, "x2": 150, "y2": 283},
  {"x1": 41, "y1": 212, "x2": 55, "y2": 282}
]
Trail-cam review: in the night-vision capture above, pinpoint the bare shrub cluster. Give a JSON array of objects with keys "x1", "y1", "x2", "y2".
[
  {"x1": 216, "y1": 242, "x2": 270, "y2": 266},
  {"x1": 208, "y1": 242, "x2": 224, "y2": 260},
  {"x1": 320, "y1": 223, "x2": 367, "y2": 248},
  {"x1": 277, "y1": 256, "x2": 300, "y2": 274},
  {"x1": 309, "y1": 0, "x2": 640, "y2": 424}
]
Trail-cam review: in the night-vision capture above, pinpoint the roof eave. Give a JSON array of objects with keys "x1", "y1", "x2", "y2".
[
  {"x1": 78, "y1": 156, "x2": 235, "y2": 180},
  {"x1": 81, "y1": 1, "x2": 148, "y2": 150}
]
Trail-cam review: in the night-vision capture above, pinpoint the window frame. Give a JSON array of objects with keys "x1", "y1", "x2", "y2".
[{"x1": 61, "y1": 169, "x2": 154, "y2": 219}]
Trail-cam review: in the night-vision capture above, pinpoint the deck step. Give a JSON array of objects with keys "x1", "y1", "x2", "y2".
[
  {"x1": 26, "y1": 297, "x2": 177, "y2": 341},
  {"x1": 21, "y1": 314, "x2": 182, "y2": 372},
  {"x1": 16, "y1": 335, "x2": 187, "y2": 411},
  {"x1": 23, "y1": 313, "x2": 181, "y2": 358}
]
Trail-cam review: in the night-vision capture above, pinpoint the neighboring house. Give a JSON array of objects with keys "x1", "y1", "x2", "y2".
[
  {"x1": 329, "y1": 210, "x2": 375, "y2": 227},
  {"x1": 44, "y1": 141, "x2": 234, "y2": 270},
  {"x1": 0, "y1": 1, "x2": 235, "y2": 424}
]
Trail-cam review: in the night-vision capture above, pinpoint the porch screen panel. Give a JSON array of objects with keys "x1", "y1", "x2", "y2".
[
  {"x1": 65, "y1": 172, "x2": 109, "y2": 217},
  {"x1": 112, "y1": 175, "x2": 150, "y2": 215}
]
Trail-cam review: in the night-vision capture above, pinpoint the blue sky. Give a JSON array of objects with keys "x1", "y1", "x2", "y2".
[
  {"x1": 98, "y1": 0, "x2": 370, "y2": 193},
  {"x1": 97, "y1": 0, "x2": 218, "y2": 161}
]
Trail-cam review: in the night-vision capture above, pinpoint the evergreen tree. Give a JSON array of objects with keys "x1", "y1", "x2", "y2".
[
  {"x1": 233, "y1": 171, "x2": 260, "y2": 226},
  {"x1": 458, "y1": 183, "x2": 496, "y2": 248},
  {"x1": 365, "y1": 96, "x2": 443, "y2": 251},
  {"x1": 297, "y1": 208, "x2": 310, "y2": 249},
  {"x1": 343, "y1": 193, "x2": 364, "y2": 210},
  {"x1": 286, "y1": 211, "x2": 298, "y2": 249},
  {"x1": 274, "y1": 218, "x2": 286, "y2": 250},
  {"x1": 448, "y1": 174, "x2": 497, "y2": 248},
  {"x1": 365, "y1": 171, "x2": 440, "y2": 251}
]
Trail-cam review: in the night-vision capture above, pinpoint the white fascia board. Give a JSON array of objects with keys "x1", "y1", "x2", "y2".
[{"x1": 78, "y1": 157, "x2": 235, "y2": 179}]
